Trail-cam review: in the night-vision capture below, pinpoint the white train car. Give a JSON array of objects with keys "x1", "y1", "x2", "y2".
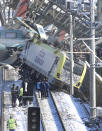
[{"x1": 20, "y1": 41, "x2": 87, "y2": 89}]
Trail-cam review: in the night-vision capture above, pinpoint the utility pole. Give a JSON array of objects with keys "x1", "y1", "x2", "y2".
[
  {"x1": 70, "y1": 14, "x2": 74, "y2": 95},
  {"x1": 90, "y1": 0, "x2": 96, "y2": 120}
]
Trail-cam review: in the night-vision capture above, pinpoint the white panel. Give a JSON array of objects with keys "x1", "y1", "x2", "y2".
[
  {"x1": 26, "y1": 44, "x2": 56, "y2": 75},
  {"x1": 5, "y1": 32, "x2": 16, "y2": 39},
  {"x1": 3, "y1": 69, "x2": 20, "y2": 81},
  {"x1": 36, "y1": 24, "x2": 47, "y2": 40}
]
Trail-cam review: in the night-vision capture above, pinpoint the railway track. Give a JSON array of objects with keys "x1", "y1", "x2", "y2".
[
  {"x1": 34, "y1": 90, "x2": 65, "y2": 131},
  {"x1": 50, "y1": 91, "x2": 95, "y2": 131},
  {"x1": 34, "y1": 89, "x2": 92, "y2": 131},
  {"x1": 1, "y1": 81, "x2": 100, "y2": 131}
]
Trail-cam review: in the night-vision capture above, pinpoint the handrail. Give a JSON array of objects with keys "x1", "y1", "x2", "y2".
[{"x1": 74, "y1": 62, "x2": 87, "y2": 89}]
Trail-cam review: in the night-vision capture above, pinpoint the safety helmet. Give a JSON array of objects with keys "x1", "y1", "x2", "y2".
[{"x1": 10, "y1": 115, "x2": 13, "y2": 119}]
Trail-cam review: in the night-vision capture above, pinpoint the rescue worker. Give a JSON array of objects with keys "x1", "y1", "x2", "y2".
[
  {"x1": 44, "y1": 81, "x2": 50, "y2": 97},
  {"x1": 11, "y1": 84, "x2": 15, "y2": 96},
  {"x1": 22, "y1": 80, "x2": 25, "y2": 90},
  {"x1": 40, "y1": 81, "x2": 45, "y2": 99},
  {"x1": 23, "y1": 81, "x2": 28, "y2": 106},
  {"x1": 7, "y1": 115, "x2": 17, "y2": 131},
  {"x1": 13, "y1": 86, "x2": 18, "y2": 107},
  {"x1": 27, "y1": 80, "x2": 34, "y2": 102},
  {"x1": 11, "y1": 84, "x2": 17, "y2": 107},
  {"x1": 18, "y1": 87, "x2": 23, "y2": 106},
  {"x1": 37, "y1": 80, "x2": 41, "y2": 98},
  {"x1": 25, "y1": 81, "x2": 28, "y2": 92},
  {"x1": 15, "y1": 86, "x2": 19, "y2": 106},
  {"x1": 15, "y1": 86, "x2": 19, "y2": 98}
]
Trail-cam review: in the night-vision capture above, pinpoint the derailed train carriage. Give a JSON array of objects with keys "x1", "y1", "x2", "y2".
[
  {"x1": 17, "y1": 16, "x2": 87, "y2": 90},
  {"x1": 20, "y1": 39, "x2": 87, "y2": 90}
]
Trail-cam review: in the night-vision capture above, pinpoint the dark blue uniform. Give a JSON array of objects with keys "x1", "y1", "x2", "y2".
[
  {"x1": 11, "y1": 87, "x2": 18, "y2": 107},
  {"x1": 37, "y1": 82, "x2": 41, "y2": 98},
  {"x1": 40, "y1": 82, "x2": 45, "y2": 98},
  {"x1": 44, "y1": 82, "x2": 50, "y2": 97}
]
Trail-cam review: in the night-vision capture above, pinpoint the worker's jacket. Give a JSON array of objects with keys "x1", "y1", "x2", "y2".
[
  {"x1": 7, "y1": 118, "x2": 17, "y2": 129},
  {"x1": 37, "y1": 82, "x2": 41, "y2": 90},
  {"x1": 19, "y1": 88, "x2": 23, "y2": 97}
]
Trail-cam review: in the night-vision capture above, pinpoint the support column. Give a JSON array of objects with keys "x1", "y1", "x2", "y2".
[
  {"x1": 90, "y1": 0, "x2": 96, "y2": 120},
  {"x1": 70, "y1": 14, "x2": 74, "y2": 95}
]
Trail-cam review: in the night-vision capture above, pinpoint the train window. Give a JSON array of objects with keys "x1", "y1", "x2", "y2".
[
  {"x1": 55, "y1": 56, "x2": 59, "y2": 64},
  {"x1": 74, "y1": 65, "x2": 83, "y2": 75},
  {"x1": 5, "y1": 32, "x2": 17, "y2": 39},
  {"x1": 57, "y1": 73, "x2": 60, "y2": 78},
  {"x1": 76, "y1": 82, "x2": 80, "y2": 87},
  {"x1": 63, "y1": 58, "x2": 83, "y2": 75},
  {"x1": 63, "y1": 58, "x2": 70, "y2": 70}
]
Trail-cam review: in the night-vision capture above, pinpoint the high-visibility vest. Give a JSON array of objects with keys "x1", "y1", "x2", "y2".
[
  {"x1": 7, "y1": 118, "x2": 16, "y2": 129},
  {"x1": 19, "y1": 88, "x2": 23, "y2": 96}
]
